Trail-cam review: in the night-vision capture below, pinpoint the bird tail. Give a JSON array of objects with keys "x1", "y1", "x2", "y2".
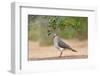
[{"x1": 70, "y1": 48, "x2": 77, "y2": 52}]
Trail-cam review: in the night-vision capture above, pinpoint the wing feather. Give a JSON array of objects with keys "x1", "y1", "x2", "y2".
[{"x1": 58, "y1": 39, "x2": 71, "y2": 49}]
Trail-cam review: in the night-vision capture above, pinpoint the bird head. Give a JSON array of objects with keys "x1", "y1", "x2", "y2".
[{"x1": 53, "y1": 34, "x2": 57, "y2": 39}]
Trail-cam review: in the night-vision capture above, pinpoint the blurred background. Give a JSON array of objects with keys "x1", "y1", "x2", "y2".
[{"x1": 28, "y1": 15, "x2": 88, "y2": 46}]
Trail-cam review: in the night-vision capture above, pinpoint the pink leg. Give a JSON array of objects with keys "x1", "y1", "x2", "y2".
[{"x1": 59, "y1": 51, "x2": 63, "y2": 57}]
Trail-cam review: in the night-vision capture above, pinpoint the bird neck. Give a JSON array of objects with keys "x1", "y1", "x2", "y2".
[
  {"x1": 54, "y1": 36, "x2": 59, "y2": 42},
  {"x1": 54, "y1": 36, "x2": 58, "y2": 39}
]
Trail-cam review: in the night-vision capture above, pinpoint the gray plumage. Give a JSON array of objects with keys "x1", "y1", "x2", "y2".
[
  {"x1": 53, "y1": 34, "x2": 77, "y2": 57},
  {"x1": 58, "y1": 38, "x2": 77, "y2": 52}
]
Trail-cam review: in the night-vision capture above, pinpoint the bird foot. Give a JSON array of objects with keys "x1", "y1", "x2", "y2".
[{"x1": 59, "y1": 52, "x2": 63, "y2": 58}]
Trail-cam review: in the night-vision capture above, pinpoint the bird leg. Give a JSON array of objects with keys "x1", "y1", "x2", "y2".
[{"x1": 59, "y1": 51, "x2": 63, "y2": 57}]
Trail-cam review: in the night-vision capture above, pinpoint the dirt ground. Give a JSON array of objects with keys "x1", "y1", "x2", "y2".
[{"x1": 28, "y1": 39, "x2": 88, "y2": 60}]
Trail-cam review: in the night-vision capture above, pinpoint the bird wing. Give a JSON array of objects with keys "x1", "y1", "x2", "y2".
[{"x1": 58, "y1": 38, "x2": 71, "y2": 49}]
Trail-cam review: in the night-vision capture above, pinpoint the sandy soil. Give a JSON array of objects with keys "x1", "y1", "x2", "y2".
[{"x1": 28, "y1": 39, "x2": 88, "y2": 60}]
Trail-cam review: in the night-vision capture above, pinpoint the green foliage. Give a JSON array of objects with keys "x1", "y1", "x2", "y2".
[
  {"x1": 28, "y1": 15, "x2": 88, "y2": 46},
  {"x1": 48, "y1": 16, "x2": 88, "y2": 40},
  {"x1": 28, "y1": 15, "x2": 40, "y2": 41}
]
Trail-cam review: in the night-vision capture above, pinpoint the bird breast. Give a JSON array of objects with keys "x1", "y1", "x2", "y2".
[
  {"x1": 53, "y1": 36, "x2": 61, "y2": 49},
  {"x1": 53, "y1": 36, "x2": 59, "y2": 48},
  {"x1": 53, "y1": 36, "x2": 64, "y2": 52}
]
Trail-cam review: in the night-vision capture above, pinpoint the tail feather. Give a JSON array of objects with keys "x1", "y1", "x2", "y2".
[
  {"x1": 65, "y1": 46, "x2": 77, "y2": 52},
  {"x1": 69, "y1": 48, "x2": 77, "y2": 52},
  {"x1": 71, "y1": 49, "x2": 77, "y2": 52}
]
